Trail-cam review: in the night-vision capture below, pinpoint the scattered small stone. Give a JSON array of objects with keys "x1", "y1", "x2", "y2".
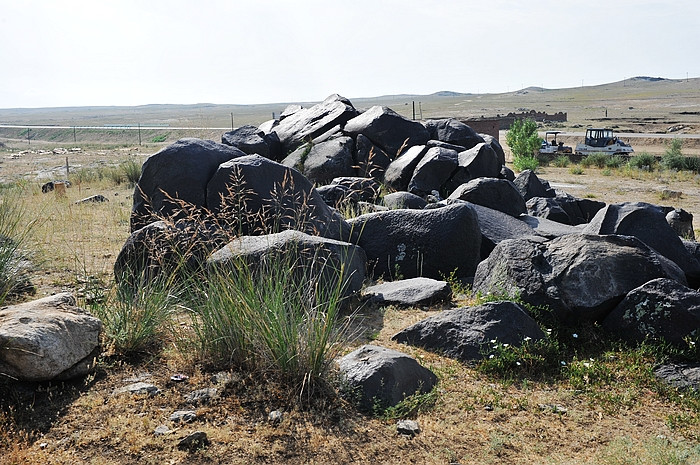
[
  {"x1": 268, "y1": 410, "x2": 283, "y2": 424},
  {"x1": 153, "y1": 425, "x2": 171, "y2": 436},
  {"x1": 39, "y1": 442, "x2": 48, "y2": 449},
  {"x1": 170, "y1": 373, "x2": 189, "y2": 383},
  {"x1": 123, "y1": 372, "x2": 151, "y2": 383},
  {"x1": 538, "y1": 403, "x2": 567, "y2": 414},
  {"x1": 484, "y1": 404, "x2": 494, "y2": 411},
  {"x1": 75, "y1": 194, "x2": 109, "y2": 204},
  {"x1": 170, "y1": 410, "x2": 197, "y2": 424},
  {"x1": 396, "y1": 419, "x2": 421, "y2": 437},
  {"x1": 211, "y1": 371, "x2": 235, "y2": 385},
  {"x1": 177, "y1": 431, "x2": 210, "y2": 451},
  {"x1": 184, "y1": 388, "x2": 218, "y2": 405},
  {"x1": 112, "y1": 382, "x2": 160, "y2": 397}
]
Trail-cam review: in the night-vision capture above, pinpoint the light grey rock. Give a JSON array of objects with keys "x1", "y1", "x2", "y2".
[
  {"x1": 170, "y1": 410, "x2": 197, "y2": 424},
  {"x1": 396, "y1": 419, "x2": 421, "y2": 436},
  {"x1": 0, "y1": 293, "x2": 101, "y2": 382},
  {"x1": 339, "y1": 345, "x2": 437, "y2": 412},
  {"x1": 362, "y1": 277, "x2": 452, "y2": 307},
  {"x1": 185, "y1": 388, "x2": 218, "y2": 405},
  {"x1": 392, "y1": 301, "x2": 545, "y2": 362},
  {"x1": 113, "y1": 382, "x2": 160, "y2": 396}
]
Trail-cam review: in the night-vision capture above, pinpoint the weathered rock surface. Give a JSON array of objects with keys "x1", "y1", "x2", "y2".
[
  {"x1": 392, "y1": 301, "x2": 545, "y2": 362},
  {"x1": 271, "y1": 94, "x2": 358, "y2": 152},
  {"x1": 448, "y1": 178, "x2": 526, "y2": 218},
  {"x1": 423, "y1": 118, "x2": 484, "y2": 150},
  {"x1": 207, "y1": 230, "x2": 367, "y2": 295},
  {"x1": 361, "y1": 277, "x2": 452, "y2": 307},
  {"x1": 338, "y1": 345, "x2": 437, "y2": 412},
  {"x1": 473, "y1": 234, "x2": 687, "y2": 322},
  {"x1": 348, "y1": 202, "x2": 481, "y2": 280},
  {"x1": 355, "y1": 134, "x2": 392, "y2": 180},
  {"x1": 221, "y1": 125, "x2": 283, "y2": 161},
  {"x1": 666, "y1": 208, "x2": 695, "y2": 240},
  {"x1": 582, "y1": 202, "x2": 700, "y2": 283},
  {"x1": 282, "y1": 136, "x2": 355, "y2": 184},
  {"x1": 654, "y1": 363, "x2": 700, "y2": 391},
  {"x1": 131, "y1": 138, "x2": 246, "y2": 232},
  {"x1": 407, "y1": 146, "x2": 460, "y2": 196},
  {"x1": 344, "y1": 106, "x2": 430, "y2": 158},
  {"x1": 603, "y1": 278, "x2": 700, "y2": 344},
  {"x1": 455, "y1": 143, "x2": 502, "y2": 184},
  {"x1": 383, "y1": 145, "x2": 429, "y2": 192},
  {"x1": 382, "y1": 191, "x2": 427, "y2": 210},
  {"x1": 513, "y1": 170, "x2": 555, "y2": 201},
  {"x1": 0, "y1": 293, "x2": 101, "y2": 381}
]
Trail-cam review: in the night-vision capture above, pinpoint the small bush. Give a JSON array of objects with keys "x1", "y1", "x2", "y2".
[
  {"x1": 661, "y1": 138, "x2": 684, "y2": 171},
  {"x1": 581, "y1": 153, "x2": 608, "y2": 168},
  {"x1": 569, "y1": 165, "x2": 584, "y2": 175},
  {"x1": 552, "y1": 155, "x2": 570, "y2": 167},
  {"x1": 628, "y1": 152, "x2": 657, "y2": 170},
  {"x1": 0, "y1": 188, "x2": 35, "y2": 304},
  {"x1": 512, "y1": 155, "x2": 539, "y2": 172},
  {"x1": 151, "y1": 134, "x2": 167, "y2": 143},
  {"x1": 606, "y1": 155, "x2": 625, "y2": 169},
  {"x1": 120, "y1": 158, "x2": 142, "y2": 187}
]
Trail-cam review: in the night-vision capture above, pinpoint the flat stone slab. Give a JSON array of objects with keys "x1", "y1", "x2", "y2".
[
  {"x1": 654, "y1": 363, "x2": 700, "y2": 391},
  {"x1": 361, "y1": 277, "x2": 452, "y2": 307}
]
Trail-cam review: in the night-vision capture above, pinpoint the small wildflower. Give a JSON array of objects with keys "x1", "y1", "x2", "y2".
[
  {"x1": 583, "y1": 362, "x2": 591, "y2": 368},
  {"x1": 490, "y1": 339, "x2": 497, "y2": 344},
  {"x1": 560, "y1": 361, "x2": 567, "y2": 366},
  {"x1": 516, "y1": 361, "x2": 522, "y2": 366},
  {"x1": 523, "y1": 336, "x2": 532, "y2": 342},
  {"x1": 503, "y1": 343, "x2": 509, "y2": 348},
  {"x1": 489, "y1": 354, "x2": 495, "y2": 359},
  {"x1": 572, "y1": 333, "x2": 579, "y2": 339}
]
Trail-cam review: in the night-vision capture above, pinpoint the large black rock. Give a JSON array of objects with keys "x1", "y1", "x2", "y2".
[
  {"x1": 344, "y1": 106, "x2": 430, "y2": 158},
  {"x1": 281, "y1": 136, "x2": 355, "y2": 185},
  {"x1": 603, "y1": 278, "x2": 700, "y2": 344},
  {"x1": 131, "y1": 138, "x2": 246, "y2": 232},
  {"x1": 271, "y1": 94, "x2": 359, "y2": 152},
  {"x1": 407, "y1": 146, "x2": 460, "y2": 197},
  {"x1": 392, "y1": 301, "x2": 545, "y2": 362},
  {"x1": 383, "y1": 145, "x2": 429, "y2": 192},
  {"x1": 513, "y1": 170, "x2": 555, "y2": 201},
  {"x1": 348, "y1": 202, "x2": 481, "y2": 280},
  {"x1": 582, "y1": 202, "x2": 700, "y2": 283},
  {"x1": 473, "y1": 234, "x2": 687, "y2": 322},
  {"x1": 205, "y1": 155, "x2": 350, "y2": 240},
  {"x1": 448, "y1": 178, "x2": 527, "y2": 218},
  {"x1": 354, "y1": 134, "x2": 392, "y2": 180},
  {"x1": 423, "y1": 118, "x2": 484, "y2": 150},
  {"x1": 454, "y1": 143, "x2": 502, "y2": 186},
  {"x1": 221, "y1": 125, "x2": 283, "y2": 161}
]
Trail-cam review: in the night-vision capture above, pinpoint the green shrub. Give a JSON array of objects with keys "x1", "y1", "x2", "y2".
[
  {"x1": 661, "y1": 139, "x2": 684, "y2": 171},
  {"x1": 569, "y1": 165, "x2": 584, "y2": 175},
  {"x1": 0, "y1": 187, "x2": 35, "y2": 304},
  {"x1": 120, "y1": 158, "x2": 142, "y2": 187},
  {"x1": 512, "y1": 155, "x2": 539, "y2": 172},
  {"x1": 581, "y1": 153, "x2": 608, "y2": 168},
  {"x1": 552, "y1": 155, "x2": 570, "y2": 168},
  {"x1": 151, "y1": 134, "x2": 167, "y2": 143},
  {"x1": 628, "y1": 152, "x2": 657, "y2": 170},
  {"x1": 606, "y1": 155, "x2": 625, "y2": 169},
  {"x1": 505, "y1": 118, "x2": 540, "y2": 159}
]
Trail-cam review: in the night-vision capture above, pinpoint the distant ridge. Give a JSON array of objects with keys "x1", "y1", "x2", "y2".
[
  {"x1": 630, "y1": 76, "x2": 667, "y2": 82},
  {"x1": 430, "y1": 91, "x2": 468, "y2": 97}
]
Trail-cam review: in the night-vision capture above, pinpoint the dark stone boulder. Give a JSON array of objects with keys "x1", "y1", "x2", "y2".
[
  {"x1": 315, "y1": 184, "x2": 357, "y2": 208},
  {"x1": 582, "y1": 202, "x2": 700, "y2": 284},
  {"x1": 528, "y1": 194, "x2": 605, "y2": 226},
  {"x1": 344, "y1": 106, "x2": 430, "y2": 158},
  {"x1": 451, "y1": 143, "x2": 502, "y2": 189},
  {"x1": 355, "y1": 134, "x2": 392, "y2": 180},
  {"x1": 221, "y1": 125, "x2": 283, "y2": 161},
  {"x1": 281, "y1": 136, "x2": 355, "y2": 185},
  {"x1": 526, "y1": 197, "x2": 570, "y2": 224},
  {"x1": 602, "y1": 278, "x2": 700, "y2": 344},
  {"x1": 407, "y1": 147, "x2": 460, "y2": 197},
  {"x1": 348, "y1": 202, "x2": 481, "y2": 280},
  {"x1": 205, "y1": 155, "x2": 350, "y2": 240},
  {"x1": 131, "y1": 138, "x2": 246, "y2": 232},
  {"x1": 654, "y1": 363, "x2": 700, "y2": 391},
  {"x1": 513, "y1": 170, "x2": 556, "y2": 201},
  {"x1": 361, "y1": 277, "x2": 452, "y2": 307},
  {"x1": 392, "y1": 301, "x2": 545, "y2": 362},
  {"x1": 666, "y1": 208, "x2": 695, "y2": 240},
  {"x1": 383, "y1": 145, "x2": 429, "y2": 192},
  {"x1": 499, "y1": 165, "x2": 515, "y2": 182},
  {"x1": 473, "y1": 234, "x2": 687, "y2": 323},
  {"x1": 338, "y1": 345, "x2": 437, "y2": 412},
  {"x1": 448, "y1": 178, "x2": 526, "y2": 218},
  {"x1": 519, "y1": 215, "x2": 585, "y2": 239},
  {"x1": 330, "y1": 177, "x2": 381, "y2": 203},
  {"x1": 207, "y1": 230, "x2": 367, "y2": 296},
  {"x1": 426, "y1": 139, "x2": 468, "y2": 152},
  {"x1": 382, "y1": 191, "x2": 428, "y2": 210},
  {"x1": 271, "y1": 94, "x2": 359, "y2": 152},
  {"x1": 423, "y1": 118, "x2": 484, "y2": 150},
  {"x1": 480, "y1": 134, "x2": 506, "y2": 166},
  {"x1": 41, "y1": 180, "x2": 71, "y2": 194}
]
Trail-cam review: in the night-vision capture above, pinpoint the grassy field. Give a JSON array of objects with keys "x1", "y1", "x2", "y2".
[{"x1": 1, "y1": 81, "x2": 699, "y2": 464}]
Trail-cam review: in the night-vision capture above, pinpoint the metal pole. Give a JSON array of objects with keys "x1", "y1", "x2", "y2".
[
  {"x1": 73, "y1": 126, "x2": 76, "y2": 143},
  {"x1": 65, "y1": 157, "x2": 69, "y2": 176},
  {"x1": 412, "y1": 101, "x2": 415, "y2": 120},
  {"x1": 27, "y1": 128, "x2": 30, "y2": 145},
  {"x1": 231, "y1": 112, "x2": 234, "y2": 131},
  {"x1": 138, "y1": 123, "x2": 141, "y2": 145}
]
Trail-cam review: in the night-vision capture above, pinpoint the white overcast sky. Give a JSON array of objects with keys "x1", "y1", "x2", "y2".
[{"x1": 0, "y1": 0, "x2": 698, "y2": 108}]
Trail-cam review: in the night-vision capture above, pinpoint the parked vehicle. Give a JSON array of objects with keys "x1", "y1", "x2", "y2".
[
  {"x1": 575, "y1": 128, "x2": 634, "y2": 156},
  {"x1": 539, "y1": 131, "x2": 572, "y2": 155}
]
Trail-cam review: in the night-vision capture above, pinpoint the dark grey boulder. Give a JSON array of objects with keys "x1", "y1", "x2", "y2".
[
  {"x1": 519, "y1": 215, "x2": 585, "y2": 239},
  {"x1": 344, "y1": 106, "x2": 430, "y2": 158},
  {"x1": 473, "y1": 234, "x2": 687, "y2": 323},
  {"x1": 205, "y1": 155, "x2": 350, "y2": 240},
  {"x1": 513, "y1": 170, "x2": 556, "y2": 201},
  {"x1": 480, "y1": 134, "x2": 506, "y2": 166},
  {"x1": 131, "y1": 138, "x2": 246, "y2": 232},
  {"x1": 338, "y1": 345, "x2": 437, "y2": 412},
  {"x1": 41, "y1": 180, "x2": 71, "y2": 193},
  {"x1": 281, "y1": 136, "x2": 355, "y2": 185},
  {"x1": 654, "y1": 363, "x2": 700, "y2": 391},
  {"x1": 407, "y1": 147, "x2": 460, "y2": 197},
  {"x1": 316, "y1": 184, "x2": 356, "y2": 208},
  {"x1": 602, "y1": 278, "x2": 700, "y2": 344},
  {"x1": 207, "y1": 230, "x2": 367, "y2": 295},
  {"x1": 348, "y1": 202, "x2": 481, "y2": 280},
  {"x1": 361, "y1": 277, "x2": 452, "y2": 307},
  {"x1": 383, "y1": 145, "x2": 429, "y2": 192},
  {"x1": 426, "y1": 139, "x2": 468, "y2": 152},
  {"x1": 392, "y1": 301, "x2": 545, "y2": 362},
  {"x1": 423, "y1": 118, "x2": 484, "y2": 150},
  {"x1": 582, "y1": 202, "x2": 700, "y2": 283},
  {"x1": 330, "y1": 177, "x2": 381, "y2": 203},
  {"x1": 666, "y1": 208, "x2": 695, "y2": 240},
  {"x1": 448, "y1": 178, "x2": 526, "y2": 218},
  {"x1": 453, "y1": 143, "x2": 502, "y2": 187},
  {"x1": 355, "y1": 134, "x2": 392, "y2": 180},
  {"x1": 221, "y1": 125, "x2": 283, "y2": 161},
  {"x1": 382, "y1": 191, "x2": 428, "y2": 210},
  {"x1": 499, "y1": 165, "x2": 515, "y2": 182},
  {"x1": 272, "y1": 94, "x2": 358, "y2": 152},
  {"x1": 526, "y1": 197, "x2": 573, "y2": 225},
  {"x1": 528, "y1": 194, "x2": 605, "y2": 226},
  {"x1": 279, "y1": 104, "x2": 303, "y2": 120}
]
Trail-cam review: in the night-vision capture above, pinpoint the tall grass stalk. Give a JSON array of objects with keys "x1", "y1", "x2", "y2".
[
  {"x1": 0, "y1": 186, "x2": 36, "y2": 304},
  {"x1": 184, "y1": 249, "x2": 351, "y2": 400}
]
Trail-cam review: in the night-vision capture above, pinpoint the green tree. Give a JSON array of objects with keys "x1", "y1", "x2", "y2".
[{"x1": 506, "y1": 118, "x2": 541, "y2": 159}]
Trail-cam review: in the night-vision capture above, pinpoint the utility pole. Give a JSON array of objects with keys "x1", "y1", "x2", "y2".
[
  {"x1": 230, "y1": 112, "x2": 234, "y2": 131},
  {"x1": 73, "y1": 126, "x2": 76, "y2": 143},
  {"x1": 419, "y1": 102, "x2": 423, "y2": 119},
  {"x1": 27, "y1": 128, "x2": 30, "y2": 145},
  {"x1": 138, "y1": 123, "x2": 141, "y2": 146},
  {"x1": 412, "y1": 101, "x2": 415, "y2": 120}
]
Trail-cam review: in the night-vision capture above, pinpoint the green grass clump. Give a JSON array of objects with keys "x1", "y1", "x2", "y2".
[
  {"x1": 552, "y1": 155, "x2": 570, "y2": 167},
  {"x1": 606, "y1": 155, "x2": 625, "y2": 169},
  {"x1": 581, "y1": 152, "x2": 609, "y2": 168},
  {"x1": 569, "y1": 165, "x2": 584, "y2": 175},
  {"x1": 512, "y1": 155, "x2": 539, "y2": 172},
  {"x1": 628, "y1": 152, "x2": 658, "y2": 170},
  {"x1": 0, "y1": 187, "x2": 35, "y2": 304}
]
